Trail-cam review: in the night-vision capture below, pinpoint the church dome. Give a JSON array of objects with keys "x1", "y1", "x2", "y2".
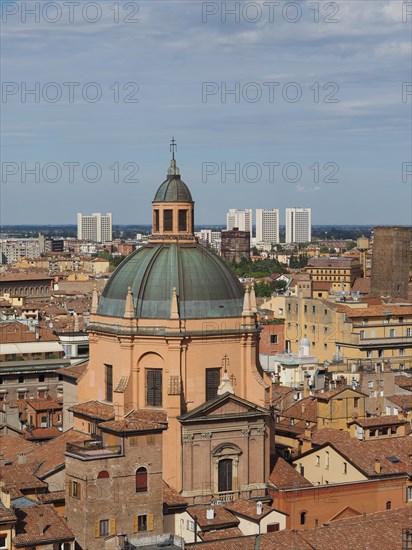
[
  {"x1": 97, "y1": 242, "x2": 244, "y2": 319},
  {"x1": 153, "y1": 176, "x2": 193, "y2": 203}
]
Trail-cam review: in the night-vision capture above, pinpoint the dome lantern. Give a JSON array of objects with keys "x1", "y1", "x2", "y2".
[{"x1": 150, "y1": 138, "x2": 195, "y2": 243}]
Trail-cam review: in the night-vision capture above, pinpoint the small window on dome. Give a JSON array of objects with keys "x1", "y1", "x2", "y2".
[
  {"x1": 154, "y1": 210, "x2": 159, "y2": 232},
  {"x1": 178, "y1": 209, "x2": 188, "y2": 232},
  {"x1": 164, "y1": 210, "x2": 173, "y2": 232}
]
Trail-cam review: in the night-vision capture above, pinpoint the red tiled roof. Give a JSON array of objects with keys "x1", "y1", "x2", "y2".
[
  {"x1": 200, "y1": 527, "x2": 243, "y2": 541},
  {"x1": 0, "y1": 273, "x2": 53, "y2": 282},
  {"x1": 0, "y1": 322, "x2": 58, "y2": 343},
  {"x1": 0, "y1": 434, "x2": 38, "y2": 463},
  {"x1": 224, "y1": 500, "x2": 276, "y2": 521},
  {"x1": 386, "y1": 394, "x2": 412, "y2": 411},
  {"x1": 14, "y1": 504, "x2": 74, "y2": 547},
  {"x1": 26, "y1": 398, "x2": 62, "y2": 412},
  {"x1": 269, "y1": 456, "x2": 313, "y2": 490},
  {"x1": 100, "y1": 409, "x2": 167, "y2": 433},
  {"x1": 394, "y1": 376, "x2": 412, "y2": 390},
  {"x1": 24, "y1": 427, "x2": 61, "y2": 441},
  {"x1": 187, "y1": 505, "x2": 239, "y2": 530},
  {"x1": 0, "y1": 504, "x2": 16, "y2": 523},
  {"x1": 163, "y1": 481, "x2": 188, "y2": 508},
  {"x1": 27, "y1": 429, "x2": 91, "y2": 478},
  {"x1": 281, "y1": 397, "x2": 317, "y2": 423},
  {"x1": 348, "y1": 415, "x2": 408, "y2": 428},
  {"x1": 310, "y1": 428, "x2": 412, "y2": 477},
  {"x1": 0, "y1": 463, "x2": 47, "y2": 497},
  {"x1": 56, "y1": 363, "x2": 88, "y2": 381},
  {"x1": 38, "y1": 491, "x2": 65, "y2": 504},
  {"x1": 68, "y1": 400, "x2": 114, "y2": 421}
]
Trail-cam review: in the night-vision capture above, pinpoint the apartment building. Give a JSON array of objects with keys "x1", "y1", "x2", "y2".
[
  {"x1": 77, "y1": 212, "x2": 113, "y2": 242},
  {"x1": 285, "y1": 208, "x2": 311, "y2": 243},
  {"x1": 256, "y1": 209, "x2": 280, "y2": 245}
]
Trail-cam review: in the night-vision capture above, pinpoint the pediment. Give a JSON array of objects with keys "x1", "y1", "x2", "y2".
[
  {"x1": 178, "y1": 392, "x2": 269, "y2": 424},
  {"x1": 329, "y1": 506, "x2": 361, "y2": 522}
]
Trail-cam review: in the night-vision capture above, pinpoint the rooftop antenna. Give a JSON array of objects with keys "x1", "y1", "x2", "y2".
[{"x1": 170, "y1": 136, "x2": 177, "y2": 160}]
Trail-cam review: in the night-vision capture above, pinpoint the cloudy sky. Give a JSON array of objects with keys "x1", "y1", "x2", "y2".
[{"x1": 1, "y1": 0, "x2": 411, "y2": 225}]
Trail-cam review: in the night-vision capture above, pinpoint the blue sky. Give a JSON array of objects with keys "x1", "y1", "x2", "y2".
[{"x1": 1, "y1": 0, "x2": 411, "y2": 225}]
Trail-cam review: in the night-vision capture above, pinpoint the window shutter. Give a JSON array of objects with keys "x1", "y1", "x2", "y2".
[
  {"x1": 109, "y1": 518, "x2": 116, "y2": 536},
  {"x1": 78, "y1": 482, "x2": 81, "y2": 499},
  {"x1": 95, "y1": 521, "x2": 100, "y2": 538},
  {"x1": 147, "y1": 514, "x2": 154, "y2": 531},
  {"x1": 404, "y1": 485, "x2": 408, "y2": 503},
  {"x1": 69, "y1": 480, "x2": 73, "y2": 496},
  {"x1": 133, "y1": 516, "x2": 138, "y2": 533}
]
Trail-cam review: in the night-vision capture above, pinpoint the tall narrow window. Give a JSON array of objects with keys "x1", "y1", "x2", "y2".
[
  {"x1": 146, "y1": 369, "x2": 162, "y2": 406},
  {"x1": 218, "y1": 459, "x2": 232, "y2": 492},
  {"x1": 163, "y1": 210, "x2": 173, "y2": 232},
  {"x1": 105, "y1": 364, "x2": 113, "y2": 402},
  {"x1": 154, "y1": 210, "x2": 159, "y2": 232},
  {"x1": 178, "y1": 209, "x2": 188, "y2": 231},
  {"x1": 206, "y1": 368, "x2": 220, "y2": 401},
  {"x1": 135, "y1": 467, "x2": 148, "y2": 492},
  {"x1": 300, "y1": 512, "x2": 306, "y2": 525}
]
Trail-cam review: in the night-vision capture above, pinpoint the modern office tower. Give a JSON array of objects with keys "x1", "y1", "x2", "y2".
[
  {"x1": 371, "y1": 226, "x2": 412, "y2": 300},
  {"x1": 256, "y1": 209, "x2": 280, "y2": 244},
  {"x1": 77, "y1": 213, "x2": 113, "y2": 242},
  {"x1": 285, "y1": 208, "x2": 311, "y2": 243},
  {"x1": 226, "y1": 209, "x2": 253, "y2": 237}
]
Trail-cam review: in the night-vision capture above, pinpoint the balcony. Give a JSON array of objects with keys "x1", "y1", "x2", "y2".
[{"x1": 66, "y1": 440, "x2": 122, "y2": 461}]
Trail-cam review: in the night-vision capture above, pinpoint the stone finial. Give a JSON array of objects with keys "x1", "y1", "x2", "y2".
[
  {"x1": 250, "y1": 284, "x2": 257, "y2": 313},
  {"x1": 217, "y1": 370, "x2": 235, "y2": 396},
  {"x1": 170, "y1": 287, "x2": 179, "y2": 320},
  {"x1": 124, "y1": 286, "x2": 134, "y2": 319},
  {"x1": 242, "y1": 286, "x2": 252, "y2": 316},
  {"x1": 91, "y1": 284, "x2": 98, "y2": 314}
]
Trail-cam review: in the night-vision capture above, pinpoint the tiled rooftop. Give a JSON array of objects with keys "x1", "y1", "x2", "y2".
[
  {"x1": 187, "y1": 505, "x2": 239, "y2": 530},
  {"x1": 14, "y1": 504, "x2": 74, "y2": 547},
  {"x1": 68, "y1": 400, "x2": 114, "y2": 421},
  {"x1": 269, "y1": 456, "x2": 313, "y2": 490},
  {"x1": 56, "y1": 362, "x2": 88, "y2": 381},
  {"x1": 0, "y1": 434, "x2": 38, "y2": 463},
  {"x1": 311, "y1": 428, "x2": 412, "y2": 477},
  {"x1": 100, "y1": 409, "x2": 167, "y2": 433},
  {"x1": 27, "y1": 429, "x2": 91, "y2": 478},
  {"x1": 163, "y1": 481, "x2": 188, "y2": 508}
]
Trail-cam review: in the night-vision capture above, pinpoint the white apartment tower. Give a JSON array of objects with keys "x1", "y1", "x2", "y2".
[
  {"x1": 256, "y1": 209, "x2": 280, "y2": 244},
  {"x1": 77, "y1": 213, "x2": 113, "y2": 242},
  {"x1": 285, "y1": 208, "x2": 311, "y2": 243},
  {"x1": 226, "y1": 209, "x2": 253, "y2": 237}
]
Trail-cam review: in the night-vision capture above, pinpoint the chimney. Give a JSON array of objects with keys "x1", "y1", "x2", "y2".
[
  {"x1": 206, "y1": 508, "x2": 214, "y2": 520},
  {"x1": 256, "y1": 501, "x2": 263, "y2": 516},
  {"x1": 17, "y1": 453, "x2": 27, "y2": 465},
  {"x1": 39, "y1": 511, "x2": 44, "y2": 535},
  {"x1": 374, "y1": 458, "x2": 381, "y2": 474}
]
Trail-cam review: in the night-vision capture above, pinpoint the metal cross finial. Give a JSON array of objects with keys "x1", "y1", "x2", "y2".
[
  {"x1": 222, "y1": 354, "x2": 230, "y2": 371},
  {"x1": 170, "y1": 137, "x2": 177, "y2": 160}
]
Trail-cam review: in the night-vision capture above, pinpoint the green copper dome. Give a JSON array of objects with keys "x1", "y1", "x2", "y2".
[
  {"x1": 153, "y1": 176, "x2": 193, "y2": 203},
  {"x1": 97, "y1": 242, "x2": 244, "y2": 319}
]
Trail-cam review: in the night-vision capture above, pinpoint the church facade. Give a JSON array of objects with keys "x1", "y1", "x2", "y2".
[{"x1": 74, "y1": 152, "x2": 273, "y2": 503}]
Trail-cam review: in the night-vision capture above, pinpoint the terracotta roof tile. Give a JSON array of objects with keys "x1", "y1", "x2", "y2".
[
  {"x1": 24, "y1": 427, "x2": 61, "y2": 441},
  {"x1": 37, "y1": 490, "x2": 65, "y2": 504},
  {"x1": 14, "y1": 504, "x2": 74, "y2": 547},
  {"x1": 394, "y1": 376, "x2": 412, "y2": 390},
  {"x1": 187, "y1": 505, "x2": 239, "y2": 530},
  {"x1": 386, "y1": 394, "x2": 412, "y2": 411},
  {"x1": 100, "y1": 409, "x2": 167, "y2": 433},
  {"x1": 0, "y1": 503, "x2": 16, "y2": 523},
  {"x1": 27, "y1": 429, "x2": 91, "y2": 478},
  {"x1": 269, "y1": 456, "x2": 313, "y2": 489},
  {"x1": 0, "y1": 322, "x2": 58, "y2": 342},
  {"x1": 0, "y1": 273, "x2": 53, "y2": 282},
  {"x1": 311, "y1": 428, "x2": 412, "y2": 477},
  {"x1": 281, "y1": 397, "x2": 317, "y2": 423},
  {"x1": 0, "y1": 435, "x2": 38, "y2": 464},
  {"x1": 348, "y1": 415, "x2": 408, "y2": 428},
  {"x1": 26, "y1": 398, "x2": 62, "y2": 412},
  {"x1": 55, "y1": 362, "x2": 88, "y2": 381},
  {"x1": 224, "y1": 500, "x2": 275, "y2": 521},
  {"x1": 200, "y1": 527, "x2": 243, "y2": 541},
  {"x1": 162, "y1": 481, "x2": 188, "y2": 507},
  {"x1": 0, "y1": 463, "x2": 47, "y2": 497},
  {"x1": 68, "y1": 400, "x2": 114, "y2": 421}
]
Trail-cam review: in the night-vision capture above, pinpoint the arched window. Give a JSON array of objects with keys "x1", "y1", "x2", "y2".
[
  {"x1": 386, "y1": 500, "x2": 391, "y2": 510},
  {"x1": 300, "y1": 511, "x2": 307, "y2": 525},
  {"x1": 135, "y1": 467, "x2": 148, "y2": 493},
  {"x1": 97, "y1": 471, "x2": 109, "y2": 479}
]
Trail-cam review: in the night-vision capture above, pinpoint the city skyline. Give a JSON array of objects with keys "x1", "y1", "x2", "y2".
[{"x1": 1, "y1": 1, "x2": 411, "y2": 226}]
